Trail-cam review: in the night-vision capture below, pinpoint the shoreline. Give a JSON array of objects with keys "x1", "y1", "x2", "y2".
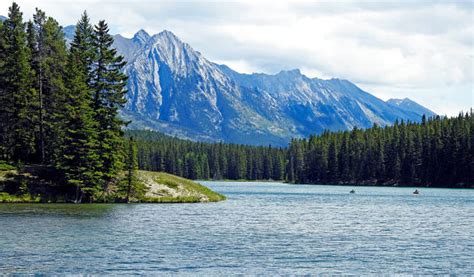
[
  {"x1": 201, "y1": 179, "x2": 473, "y2": 189},
  {"x1": 0, "y1": 169, "x2": 226, "y2": 204}
]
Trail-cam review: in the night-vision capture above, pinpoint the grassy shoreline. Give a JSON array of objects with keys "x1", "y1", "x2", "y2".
[{"x1": 0, "y1": 164, "x2": 226, "y2": 203}]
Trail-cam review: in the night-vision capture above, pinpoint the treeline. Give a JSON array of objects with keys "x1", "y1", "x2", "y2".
[
  {"x1": 287, "y1": 113, "x2": 473, "y2": 187},
  {"x1": 0, "y1": 3, "x2": 129, "y2": 201},
  {"x1": 127, "y1": 130, "x2": 287, "y2": 181},
  {"x1": 130, "y1": 112, "x2": 473, "y2": 187}
]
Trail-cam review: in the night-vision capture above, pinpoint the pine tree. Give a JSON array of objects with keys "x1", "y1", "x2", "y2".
[
  {"x1": 0, "y1": 2, "x2": 36, "y2": 162},
  {"x1": 327, "y1": 136, "x2": 338, "y2": 182},
  {"x1": 272, "y1": 151, "x2": 284, "y2": 180},
  {"x1": 338, "y1": 133, "x2": 350, "y2": 181},
  {"x1": 57, "y1": 39, "x2": 101, "y2": 203},
  {"x1": 28, "y1": 9, "x2": 68, "y2": 164},
  {"x1": 70, "y1": 11, "x2": 95, "y2": 83},
  {"x1": 91, "y1": 20, "x2": 128, "y2": 188},
  {"x1": 202, "y1": 154, "x2": 210, "y2": 179},
  {"x1": 0, "y1": 18, "x2": 6, "y2": 160}
]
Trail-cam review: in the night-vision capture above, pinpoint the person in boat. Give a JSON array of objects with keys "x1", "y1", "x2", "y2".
[
  {"x1": 350, "y1": 189, "x2": 355, "y2": 194},
  {"x1": 413, "y1": 189, "x2": 420, "y2": 194}
]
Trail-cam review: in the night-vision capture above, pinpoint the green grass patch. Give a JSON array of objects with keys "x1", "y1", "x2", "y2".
[
  {"x1": 0, "y1": 192, "x2": 41, "y2": 203},
  {"x1": 141, "y1": 195, "x2": 202, "y2": 203},
  {"x1": 138, "y1": 171, "x2": 226, "y2": 202},
  {"x1": 0, "y1": 165, "x2": 225, "y2": 204}
]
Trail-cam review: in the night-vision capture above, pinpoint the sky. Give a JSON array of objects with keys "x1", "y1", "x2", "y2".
[{"x1": 1, "y1": 0, "x2": 473, "y2": 116}]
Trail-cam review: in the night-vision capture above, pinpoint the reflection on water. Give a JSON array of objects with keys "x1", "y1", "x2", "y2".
[
  {"x1": 0, "y1": 182, "x2": 473, "y2": 275},
  {"x1": 0, "y1": 203, "x2": 115, "y2": 218}
]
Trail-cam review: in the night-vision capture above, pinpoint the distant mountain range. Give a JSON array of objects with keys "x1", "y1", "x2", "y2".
[
  {"x1": 107, "y1": 29, "x2": 435, "y2": 145},
  {"x1": 5, "y1": 17, "x2": 436, "y2": 146}
]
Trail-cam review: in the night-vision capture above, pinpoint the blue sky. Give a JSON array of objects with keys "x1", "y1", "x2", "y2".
[{"x1": 1, "y1": 0, "x2": 472, "y2": 116}]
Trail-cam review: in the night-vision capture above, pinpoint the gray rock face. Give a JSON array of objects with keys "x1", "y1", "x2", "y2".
[
  {"x1": 62, "y1": 25, "x2": 75, "y2": 46},
  {"x1": 386, "y1": 98, "x2": 436, "y2": 118},
  {"x1": 118, "y1": 30, "x2": 291, "y2": 145},
  {"x1": 113, "y1": 29, "x2": 436, "y2": 145}
]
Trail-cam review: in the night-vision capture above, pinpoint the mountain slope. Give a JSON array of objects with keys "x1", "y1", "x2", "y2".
[
  {"x1": 387, "y1": 98, "x2": 436, "y2": 118},
  {"x1": 219, "y1": 65, "x2": 425, "y2": 136},
  {"x1": 119, "y1": 30, "x2": 292, "y2": 145},
  {"x1": 64, "y1": 27, "x2": 434, "y2": 145},
  {"x1": 114, "y1": 30, "x2": 434, "y2": 146}
]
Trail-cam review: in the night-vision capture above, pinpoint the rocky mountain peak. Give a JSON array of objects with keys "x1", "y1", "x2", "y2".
[
  {"x1": 116, "y1": 28, "x2": 435, "y2": 145},
  {"x1": 141, "y1": 30, "x2": 215, "y2": 78},
  {"x1": 277, "y1": 69, "x2": 302, "y2": 76},
  {"x1": 386, "y1": 98, "x2": 436, "y2": 117},
  {"x1": 150, "y1": 30, "x2": 187, "y2": 49},
  {"x1": 132, "y1": 29, "x2": 150, "y2": 45}
]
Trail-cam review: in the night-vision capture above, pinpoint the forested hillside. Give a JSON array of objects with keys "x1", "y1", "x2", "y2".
[
  {"x1": 127, "y1": 130, "x2": 287, "y2": 181},
  {"x1": 130, "y1": 112, "x2": 473, "y2": 188}
]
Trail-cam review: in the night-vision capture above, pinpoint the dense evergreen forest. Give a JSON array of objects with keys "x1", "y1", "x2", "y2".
[
  {"x1": 129, "y1": 112, "x2": 473, "y2": 188},
  {"x1": 0, "y1": 3, "x2": 131, "y2": 201},
  {"x1": 127, "y1": 130, "x2": 287, "y2": 181}
]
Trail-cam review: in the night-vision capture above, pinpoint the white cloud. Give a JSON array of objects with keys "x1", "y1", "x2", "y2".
[{"x1": 1, "y1": 0, "x2": 472, "y2": 115}]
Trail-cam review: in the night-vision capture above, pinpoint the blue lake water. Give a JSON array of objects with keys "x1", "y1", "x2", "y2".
[{"x1": 0, "y1": 182, "x2": 473, "y2": 275}]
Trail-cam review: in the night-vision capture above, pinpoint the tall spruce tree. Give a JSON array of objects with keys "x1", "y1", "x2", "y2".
[
  {"x1": 0, "y1": 17, "x2": 6, "y2": 160},
  {"x1": 28, "y1": 9, "x2": 68, "y2": 164},
  {"x1": 91, "y1": 20, "x2": 128, "y2": 188},
  {"x1": 70, "y1": 11, "x2": 95, "y2": 84},
  {"x1": 58, "y1": 40, "x2": 101, "y2": 203},
  {"x1": 0, "y1": 2, "x2": 36, "y2": 162}
]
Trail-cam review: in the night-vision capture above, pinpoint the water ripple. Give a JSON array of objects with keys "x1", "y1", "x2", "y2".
[{"x1": 0, "y1": 182, "x2": 473, "y2": 275}]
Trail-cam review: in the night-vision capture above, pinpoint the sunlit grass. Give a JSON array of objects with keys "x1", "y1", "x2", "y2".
[
  {"x1": 139, "y1": 171, "x2": 226, "y2": 203},
  {"x1": 0, "y1": 167, "x2": 225, "y2": 203}
]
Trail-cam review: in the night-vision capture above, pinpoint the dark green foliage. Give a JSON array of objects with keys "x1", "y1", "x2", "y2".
[
  {"x1": 28, "y1": 8, "x2": 68, "y2": 164},
  {"x1": 55, "y1": 11, "x2": 103, "y2": 202},
  {"x1": 127, "y1": 130, "x2": 287, "y2": 181},
  {"x1": 0, "y1": 2, "x2": 36, "y2": 162},
  {"x1": 130, "y1": 112, "x2": 473, "y2": 188},
  {"x1": 57, "y1": 39, "x2": 101, "y2": 202},
  {"x1": 288, "y1": 112, "x2": 473, "y2": 187},
  {"x1": 91, "y1": 20, "x2": 128, "y2": 186},
  {"x1": 119, "y1": 136, "x2": 141, "y2": 202},
  {"x1": 0, "y1": 3, "x2": 129, "y2": 202},
  {"x1": 69, "y1": 12, "x2": 95, "y2": 82}
]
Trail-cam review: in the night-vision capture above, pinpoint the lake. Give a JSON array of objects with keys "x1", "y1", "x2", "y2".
[{"x1": 1, "y1": 182, "x2": 473, "y2": 275}]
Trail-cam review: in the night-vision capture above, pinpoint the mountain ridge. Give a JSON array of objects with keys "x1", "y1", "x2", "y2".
[
  {"x1": 386, "y1": 98, "x2": 436, "y2": 118},
  {"x1": 60, "y1": 27, "x2": 437, "y2": 145}
]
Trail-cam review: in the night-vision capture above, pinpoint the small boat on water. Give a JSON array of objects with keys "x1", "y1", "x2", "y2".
[
  {"x1": 413, "y1": 189, "x2": 420, "y2": 195},
  {"x1": 350, "y1": 189, "x2": 355, "y2": 194}
]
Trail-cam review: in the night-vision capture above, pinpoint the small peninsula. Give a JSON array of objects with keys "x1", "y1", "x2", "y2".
[{"x1": 0, "y1": 163, "x2": 225, "y2": 203}]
